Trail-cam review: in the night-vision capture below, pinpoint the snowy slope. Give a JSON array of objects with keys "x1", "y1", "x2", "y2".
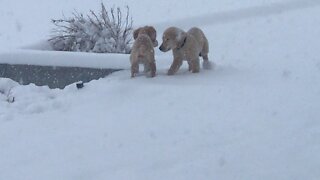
[{"x1": 1, "y1": 0, "x2": 320, "y2": 180}]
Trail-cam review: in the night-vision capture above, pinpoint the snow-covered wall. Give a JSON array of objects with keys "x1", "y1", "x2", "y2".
[
  {"x1": 0, "y1": 50, "x2": 127, "y2": 88},
  {"x1": 0, "y1": 50, "x2": 129, "y2": 69},
  {"x1": 0, "y1": 63, "x2": 120, "y2": 89}
]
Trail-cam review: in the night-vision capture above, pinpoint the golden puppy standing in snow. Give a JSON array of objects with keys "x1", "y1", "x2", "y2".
[
  {"x1": 159, "y1": 27, "x2": 212, "y2": 75},
  {"x1": 130, "y1": 26, "x2": 158, "y2": 78}
]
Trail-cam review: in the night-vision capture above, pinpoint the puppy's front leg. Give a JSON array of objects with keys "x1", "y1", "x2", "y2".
[
  {"x1": 168, "y1": 58, "x2": 183, "y2": 75},
  {"x1": 168, "y1": 52, "x2": 183, "y2": 75}
]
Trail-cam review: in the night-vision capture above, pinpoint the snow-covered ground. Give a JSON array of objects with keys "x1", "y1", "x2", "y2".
[{"x1": 1, "y1": 0, "x2": 320, "y2": 180}]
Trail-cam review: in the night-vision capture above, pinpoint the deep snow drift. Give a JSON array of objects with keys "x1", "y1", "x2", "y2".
[{"x1": 1, "y1": 0, "x2": 320, "y2": 180}]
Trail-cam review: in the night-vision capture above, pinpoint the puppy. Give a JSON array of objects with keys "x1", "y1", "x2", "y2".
[
  {"x1": 159, "y1": 27, "x2": 211, "y2": 75},
  {"x1": 130, "y1": 26, "x2": 158, "y2": 78}
]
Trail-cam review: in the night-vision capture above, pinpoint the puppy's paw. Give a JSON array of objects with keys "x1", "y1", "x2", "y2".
[
  {"x1": 203, "y1": 61, "x2": 213, "y2": 70},
  {"x1": 191, "y1": 69, "x2": 200, "y2": 73},
  {"x1": 146, "y1": 72, "x2": 156, "y2": 78},
  {"x1": 167, "y1": 70, "x2": 175, "y2": 76}
]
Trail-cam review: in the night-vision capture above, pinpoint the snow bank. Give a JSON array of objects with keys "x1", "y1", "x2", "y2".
[
  {"x1": 0, "y1": 50, "x2": 129, "y2": 69},
  {"x1": 1, "y1": 0, "x2": 320, "y2": 180}
]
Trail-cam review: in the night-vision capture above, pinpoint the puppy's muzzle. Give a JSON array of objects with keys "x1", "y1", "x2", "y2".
[{"x1": 159, "y1": 44, "x2": 168, "y2": 52}]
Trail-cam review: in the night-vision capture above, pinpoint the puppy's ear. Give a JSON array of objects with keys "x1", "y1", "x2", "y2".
[
  {"x1": 133, "y1": 28, "x2": 141, "y2": 40},
  {"x1": 147, "y1": 26, "x2": 158, "y2": 47},
  {"x1": 176, "y1": 31, "x2": 187, "y2": 49}
]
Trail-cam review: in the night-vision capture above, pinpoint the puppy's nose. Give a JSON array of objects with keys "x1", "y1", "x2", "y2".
[{"x1": 159, "y1": 45, "x2": 163, "y2": 51}]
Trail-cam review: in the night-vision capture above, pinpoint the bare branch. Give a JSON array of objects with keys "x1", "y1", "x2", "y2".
[{"x1": 49, "y1": 3, "x2": 133, "y2": 54}]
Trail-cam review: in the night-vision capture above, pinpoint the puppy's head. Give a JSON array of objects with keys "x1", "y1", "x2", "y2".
[
  {"x1": 159, "y1": 27, "x2": 187, "y2": 52},
  {"x1": 133, "y1": 26, "x2": 158, "y2": 47}
]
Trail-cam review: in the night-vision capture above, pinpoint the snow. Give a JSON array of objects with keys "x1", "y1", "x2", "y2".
[
  {"x1": 0, "y1": 50, "x2": 129, "y2": 69},
  {"x1": 1, "y1": 0, "x2": 320, "y2": 180}
]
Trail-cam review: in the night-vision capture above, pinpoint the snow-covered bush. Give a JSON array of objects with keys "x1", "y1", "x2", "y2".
[
  {"x1": 49, "y1": 3, "x2": 133, "y2": 54},
  {"x1": 0, "y1": 78, "x2": 17, "y2": 103}
]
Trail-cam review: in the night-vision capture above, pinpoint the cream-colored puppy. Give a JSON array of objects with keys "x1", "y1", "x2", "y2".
[
  {"x1": 130, "y1": 26, "x2": 158, "y2": 78},
  {"x1": 159, "y1": 27, "x2": 211, "y2": 75}
]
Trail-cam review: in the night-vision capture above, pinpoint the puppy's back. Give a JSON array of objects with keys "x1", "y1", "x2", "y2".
[
  {"x1": 131, "y1": 34, "x2": 154, "y2": 62},
  {"x1": 188, "y1": 27, "x2": 207, "y2": 45}
]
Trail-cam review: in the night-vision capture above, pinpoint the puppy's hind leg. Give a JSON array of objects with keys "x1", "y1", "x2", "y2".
[
  {"x1": 131, "y1": 62, "x2": 139, "y2": 78},
  {"x1": 191, "y1": 58, "x2": 200, "y2": 73},
  {"x1": 201, "y1": 41, "x2": 212, "y2": 70},
  {"x1": 187, "y1": 60, "x2": 193, "y2": 71},
  {"x1": 143, "y1": 63, "x2": 151, "y2": 73},
  {"x1": 202, "y1": 54, "x2": 212, "y2": 70},
  {"x1": 149, "y1": 61, "x2": 156, "y2": 77}
]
